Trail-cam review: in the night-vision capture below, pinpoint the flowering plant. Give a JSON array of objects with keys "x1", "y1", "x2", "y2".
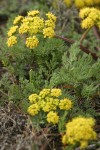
[
  {"x1": 62, "y1": 116, "x2": 97, "y2": 149},
  {"x1": 79, "y1": 7, "x2": 100, "y2": 29},
  {"x1": 0, "y1": 5, "x2": 99, "y2": 149},
  {"x1": 27, "y1": 88, "x2": 72, "y2": 132},
  {"x1": 7, "y1": 10, "x2": 56, "y2": 48},
  {"x1": 27, "y1": 88, "x2": 97, "y2": 149}
]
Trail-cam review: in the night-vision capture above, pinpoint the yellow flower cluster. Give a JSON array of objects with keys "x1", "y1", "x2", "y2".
[
  {"x1": 39, "y1": 89, "x2": 51, "y2": 98},
  {"x1": 59, "y1": 98, "x2": 72, "y2": 110},
  {"x1": 28, "y1": 17, "x2": 44, "y2": 34},
  {"x1": 27, "y1": 88, "x2": 73, "y2": 124},
  {"x1": 29, "y1": 94, "x2": 39, "y2": 103},
  {"x1": 62, "y1": 116, "x2": 97, "y2": 149},
  {"x1": 7, "y1": 26, "x2": 18, "y2": 37},
  {"x1": 7, "y1": 36, "x2": 17, "y2": 47},
  {"x1": 27, "y1": 103, "x2": 40, "y2": 116},
  {"x1": 46, "y1": 12, "x2": 57, "y2": 22},
  {"x1": 19, "y1": 23, "x2": 29, "y2": 34},
  {"x1": 26, "y1": 36, "x2": 39, "y2": 49},
  {"x1": 28, "y1": 10, "x2": 39, "y2": 16},
  {"x1": 79, "y1": 7, "x2": 100, "y2": 29},
  {"x1": 7, "y1": 10, "x2": 56, "y2": 48},
  {"x1": 43, "y1": 27, "x2": 55, "y2": 38},
  {"x1": 43, "y1": 12, "x2": 56, "y2": 38},
  {"x1": 13, "y1": 16, "x2": 24, "y2": 25},
  {"x1": 51, "y1": 88, "x2": 62, "y2": 97},
  {"x1": 64, "y1": 0, "x2": 100, "y2": 8},
  {"x1": 64, "y1": 0, "x2": 72, "y2": 8},
  {"x1": 47, "y1": 111, "x2": 59, "y2": 124}
]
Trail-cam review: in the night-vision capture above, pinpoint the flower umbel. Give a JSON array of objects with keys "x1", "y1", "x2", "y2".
[
  {"x1": 59, "y1": 98, "x2": 72, "y2": 110},
  {"x1": 7, "y1": 36, "x2": 17, "y2": 47},
  {"x1": 27, "y1": 88, "x2": 73, "y2": 126},
  {"x1": 51, "y1": 88, "x2": 62, "y2": 97},
  {"x1": 46, "y1": 12, "x2": 57, "y2": 22},
  {"x1": 8, "y1": 26, "x2": 18, "y2": 37},
  {"x1": 62, "y1": 116, "x2": 97, "y2": 149},
  {"x1": 39, "y1": 89, "x2": 50, "y2": 98},
  {"x1": 28, "y1": 10, "x2": 39, "y2": 16},
  {"x1": 7, "y1": 10, "x2": 56, "y2": 49},
  {"x1": 43, "y1": 27, "x2": 55, "y2": 38},
  {"x1": 19, "y1": 23, "x2": 29, "y2": 34},
  {"x1": 47, "y1": 111, "x2": 59, "y2": 124},
  {"x1": 13, "y1": 16, "x2": 23, "y2": 25},
  {"x1": 79, "y1": 7, "x2": 100, "y2": 29},
  {"x1": 27, "y1": 103, "x2": 40, "y2": 116},
  {"x1": 26, "y1": 36, "x2": 39, "y2": 49},
  {"x1": 29, "y1": 94, "x2": 39, "y2": 103}
]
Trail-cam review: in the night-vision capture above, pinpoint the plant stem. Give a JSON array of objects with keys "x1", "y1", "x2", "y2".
[
  {"x1": 93, "y1": 26, "x2": 100, "y2": 51},
  {"x1": 55, "y1": 35, "x2": 99, "y2": 60},
  {"x1": 93, "y1": 26, "x2": 100, "y2": 40},
  {"x1": 80, "y1": 28, "x2": 91, "y2": 44},
  {"x1": 0, "y1": 89, "x2": 8, "y2": 97}
]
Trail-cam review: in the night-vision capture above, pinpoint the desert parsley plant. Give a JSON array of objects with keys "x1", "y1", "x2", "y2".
[
  {"x1": 27, "y1": 88, "x2": 97, "y2": 149},
  {"x1": 79, "y1": 7, "x2": 100, "y2": 29},
  {"x1": 27, "y1": 88, "x2": 72, "y2": 131},
  {"x1": 62, "y1": 116, "x2": 97, "y2": 149},
  {"x1": 0, "y1": 8, "x2": 99, "y2": 150},
  {"x1": 7, "y1": 10, "x2": 56, "y2": 48}
]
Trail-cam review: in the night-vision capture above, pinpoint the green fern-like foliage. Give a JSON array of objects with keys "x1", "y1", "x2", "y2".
[
  {"x1": 0, "y1": 35, "x2": 67, "y2": 104},
  {"x1": 0, "y1": 35, "x2": 67, "y2": 77},
  {"x1": 50, "y1": 43, "x2": 100, "y2": 99}
]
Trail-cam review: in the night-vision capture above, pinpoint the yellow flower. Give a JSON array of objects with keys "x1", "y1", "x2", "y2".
[
  {"x1": 59, "y1": 98, "x2": 72, "y2": 110},
  {"x1": 51, "y1": 88, "x2": 62, "y2": 97},
  {"x1": 42, "y1": 98, "x2": 58, "y2": 112},
  {"x1": 26, "y1": 36, "x2": 39, "y2": 49},
  {"x1": 89, "y1": 11, "x2": 99, "y2": 21},
  {"x1": 22, "y1": 17, "x2": 33, "y2": 24},
  {"x1": 19, "y1": 23, "x2": 29, "y2": 34},
  {"x1": 39, "y1": 89, "x2": 50, "y2": 98},
  {"x1": 53, "y1": 98, "x2": 59, "y2": 106},
  {"x1": 7, "y1": 26, "x2": 18, "y2": 37},
  {"x1": 29, "y1": 26, "x2": 39, "y2": 34},
  {"x1": 75, "y1": 0, "x2": 85, "y2": 8},
  {"x1": 7, "y1": 36, "x2": 17, "y2": 47},
  {"x1": 81, "y1": 17, "x2": 94, "y2": 29},
  {"x1": 80, "y1": 7, "x2": 100, "y2": 29},
  {"x1": 64, "y1": 0, "x2": 72, "y2": 8},
  {"x1": 33, "y1": 17, "x2": 44, "y2": 29},
  {"x1": 46, "y1": 12, "x2": 57, "y2": 22},
  {"x1": 28, "y1": 17, "x2": 44, "y2": 34},
  {"x1": 27, "y1": 103, "x2": 40, "y2": 116},
  {"x1": 29, "y1": 94, "x2": 39, "y2": 103},
  {"x1": 79, "y1": 7, "x2": 91, "y2": 19},
  {"x1": 28, "y1": 10, "x2": 39, "y2": 16},
  {"x1": 47, "y1": 111, "x2": 59, "y2": 124},
  {"x1": 45, "y1": 19, "x2": 55, "y2": 29},
  {"x1": 43, "y1": 27, "x2": 55, "y2": 38},
  {"x1": 13, "y1": 16, "x2": 23, "y2": 24},
  {"x1": 62, "y1": 117, "x2": 97, "y2": 149},
  {"x1": 84, "y1": 0, "x2": 94, "y2": 6},
  {"x1": 7, "y1": 10, "x2": 57, "y2": 49},
  {"x1": 42, "y1": 102, "x2": 51, "y2": 112},
  {"x1": 41, "y1": 96, "x2": 59, "y2": 112},
  {"x1": 62, "y1": 134, "x2": 67, "y2": 145},
  {"x1": 80, "y1": 141, "x2": 88, "y2": 149}
]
